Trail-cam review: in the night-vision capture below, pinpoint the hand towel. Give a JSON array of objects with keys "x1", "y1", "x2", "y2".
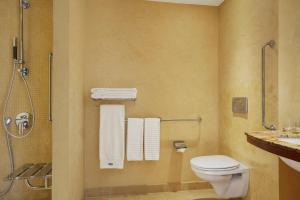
[
  {"x1": 91, "y1": 88, "x2": 137, "y2": 100},
  {"x1": 126, "y1": 118, "x2": 144, "y2": 161},
  {"x1": 144, "y1": 118, "x2": 160, "y2": 160},
  {"x1": 99, "y1": 105, "x2": 125, "y2": 169}
]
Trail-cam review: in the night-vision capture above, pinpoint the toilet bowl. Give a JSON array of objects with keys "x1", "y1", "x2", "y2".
[{"x1": 190, "y1": 155, "x2": 249, "y2": 199}]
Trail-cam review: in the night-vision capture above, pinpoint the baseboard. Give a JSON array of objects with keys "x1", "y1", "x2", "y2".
[{"x1": 85, "y1": 181, "x2": 211, "y2": 197}]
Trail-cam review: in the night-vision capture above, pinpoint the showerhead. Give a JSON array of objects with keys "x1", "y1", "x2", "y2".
[
  {"x1": 21, "y1": 0, "x2": 30, "y2": 9},
  {"x1": 265, "y1": 40, "x2": 276, "y2": 48}
]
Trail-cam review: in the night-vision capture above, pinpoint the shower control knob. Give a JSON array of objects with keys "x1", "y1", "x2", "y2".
[
  {"x1": 15, "y1": 112, "x2": 32, "y2": 134},
  {"x1": 23, "y1": 121, "x2": 29, "y2": 129}
]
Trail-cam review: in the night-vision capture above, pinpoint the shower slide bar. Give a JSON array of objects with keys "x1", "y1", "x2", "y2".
[{"x1": 5, "y1": 163, "x2": 52, "y2": 190}]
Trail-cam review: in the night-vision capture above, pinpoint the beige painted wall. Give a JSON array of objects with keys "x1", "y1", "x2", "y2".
[
  {"x1": 278, "y1": 0, "x2": 300, "y2": 199},
  {"x1": 0, "y1": 0, "x2": 52, "y2": 199},
  {"x1": 278, "y1": 0, "x2": 300, "y2": 130},
  {"x1": 52, "y1": 0, "x2": 84, "y2": 199},
  {"x1": 219, "y1": 0, "x2": 279, "y2": 200},
  {"x1": 49, "y1": 0, "x2": 300, "y2": 199},
  {"x1": 83, "y1": 0, "x2": 219, "y2": 189}
]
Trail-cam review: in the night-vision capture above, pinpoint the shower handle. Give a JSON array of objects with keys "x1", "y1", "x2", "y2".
[{"x1": 12, "y1": 37, "x2": 18, "y2": 60}]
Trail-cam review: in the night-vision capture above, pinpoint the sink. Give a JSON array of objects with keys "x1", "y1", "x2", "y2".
[
  {"x1": 246, "y1": 131, "x2": 300, "y2": 173},
  {"x1": 278, "y1": 137, "x2": 300, "y2": 145},
  {"x1": 278, "y1": 137, "x2": 300, "y2": 172},
  {"x1": 280, "y1": 157, "x2": 300, "y2": 172}
]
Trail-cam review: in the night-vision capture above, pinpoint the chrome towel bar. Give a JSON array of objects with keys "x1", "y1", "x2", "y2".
[{"x1": 125, "y1": 117, "x2": 202, "y2": 123}]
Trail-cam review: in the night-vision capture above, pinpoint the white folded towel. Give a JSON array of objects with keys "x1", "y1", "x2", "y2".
[
  {"x1": 126, "y1": 118, "x2": 144, "y2": 161},
  {"x1": 144, "y1": 118, "x2": 160, "y2": 161},
  {"x1": 99, "y1": 105, "x2": 125, "y2": 169},
  {"x1": 91, "y1": 88, "x2": 137, "y2": 100}
]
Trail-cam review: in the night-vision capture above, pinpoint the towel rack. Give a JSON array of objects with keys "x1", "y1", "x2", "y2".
[{"x1": 125, "y1": 117, "x2": 202, "y2": 123}]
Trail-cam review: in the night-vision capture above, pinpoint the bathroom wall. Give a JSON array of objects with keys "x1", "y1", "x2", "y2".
[
  {"x1": 278, "y1": 0, "x2": 300, "y2": 132},
  {"x1": 83, "y1": 0, "x2": 219, "y2": 190},
  {"x1": 0, "y1": 0, "x2": 52, "y2": 199},
  {"x1": 278, "y1": 0, "x2": 300, "y2": 199},
  {"x1": 219, "y1": 0, "x2": 279, "y2": 200},
  {"x1": 52, "y1": 0, "x2": 84, "y2": 199}
]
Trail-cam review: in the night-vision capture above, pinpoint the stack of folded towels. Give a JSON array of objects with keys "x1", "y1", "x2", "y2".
[{"x1": 91, "y1": 88, "x2": 137, "y2": 100}]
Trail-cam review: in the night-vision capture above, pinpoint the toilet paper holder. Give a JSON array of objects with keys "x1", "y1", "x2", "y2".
[{"x1": 173, "y1": 141, "x2": 187, "y2": 153}]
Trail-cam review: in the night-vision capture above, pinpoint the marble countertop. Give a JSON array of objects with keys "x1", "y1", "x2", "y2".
[{"x1": 245, "y1": 131, "x2": 300, "y2": 161}]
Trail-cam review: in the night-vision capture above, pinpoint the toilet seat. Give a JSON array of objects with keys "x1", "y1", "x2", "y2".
[
  {"x1": 191, "y1": 155, "x2": 240, "y2": 171},
  {"x1": 190, "y1": 155, "x2": 249, "y2": 199}
]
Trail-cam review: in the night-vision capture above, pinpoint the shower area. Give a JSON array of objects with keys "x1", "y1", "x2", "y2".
[{"x1": 0, "y1": 0, "x2": 52, "y2": 199}]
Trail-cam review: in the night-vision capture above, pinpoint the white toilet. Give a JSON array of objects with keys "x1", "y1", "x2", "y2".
[{"x1": 190, "y1": 155, "x2": 249, "y2": 199}]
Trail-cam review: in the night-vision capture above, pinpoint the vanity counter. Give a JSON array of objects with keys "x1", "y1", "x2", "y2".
[{"x1": 245, "y1": 131, "x2": 300, "y2": 162}]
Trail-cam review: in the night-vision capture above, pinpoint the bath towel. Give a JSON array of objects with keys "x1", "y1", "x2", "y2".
[
  {"x1": 126, "y1": 118, "x2": 144, "y2": 161},
  {"x1": 99, "y1": 105, "x2": 125, "y2": 169},
  {"x1": 144, "y1": 118, "x2": 160, "y2": 160}
]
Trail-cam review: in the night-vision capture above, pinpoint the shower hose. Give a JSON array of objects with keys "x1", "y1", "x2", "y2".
[{"x1": 0, "y1": 62, "x2": 35, "y2": 197}]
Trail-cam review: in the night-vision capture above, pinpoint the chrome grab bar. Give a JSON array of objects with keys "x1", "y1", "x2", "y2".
[
  {"x1": 124, "y1": 117, "x2": 202, "y2": 123},
  {"x1": 261, "y1": 40, "x2": 276, "y2": 131},
  {"x1": 48, "y1": 53, "x2": 53, "y2": 122}
]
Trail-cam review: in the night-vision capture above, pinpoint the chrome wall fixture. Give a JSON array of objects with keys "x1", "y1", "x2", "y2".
[
  {"x1": 48, "y1": 52, "x2": 53, "y2": 122},
  {"x1": 15, "y1": 0, "x2": 30, "y2": 76},
  {"x1": 4, "y1": 0, "x2": 35, "y2": 139},
  {"x1": 6, "y1": 163, "x2": 52, "y2": 190},
  {"x1": 261, "y1": 40, "x2": 276, "y2": 131},
  {"x1": 0, "y1": 0, "x2": 39, "y2": 197},
  {"x1": 124, "y1": 117, "x2": 202, "y2": 123}
]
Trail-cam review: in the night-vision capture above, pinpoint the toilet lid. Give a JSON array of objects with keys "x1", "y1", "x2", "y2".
[{"x1": 191, "y1": 155, "x2": 240, "y2": 171}]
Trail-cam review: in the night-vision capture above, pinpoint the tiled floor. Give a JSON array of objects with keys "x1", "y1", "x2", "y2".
[{"x1": 86, "y1": 189, "x2": 220, "y2": 200}]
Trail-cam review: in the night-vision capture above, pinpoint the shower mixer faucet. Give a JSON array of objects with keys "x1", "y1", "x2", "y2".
[{"x1": 15, "y1": 112, "x2": 31, "y2": 136}]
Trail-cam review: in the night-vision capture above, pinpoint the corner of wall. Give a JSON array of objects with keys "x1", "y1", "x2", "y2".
[{"x1": 52, "y1": 0, "x2": 85, "y2": 199}]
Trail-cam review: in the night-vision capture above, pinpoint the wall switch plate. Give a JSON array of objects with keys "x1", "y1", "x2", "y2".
[{"x1": 232, "y1": 97, "x2": 248, "y2": 113}]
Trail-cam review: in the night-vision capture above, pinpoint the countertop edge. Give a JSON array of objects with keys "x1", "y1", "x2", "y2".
[{"x1": 245, "y1": 132, "x2": 300, "y2": 162}]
